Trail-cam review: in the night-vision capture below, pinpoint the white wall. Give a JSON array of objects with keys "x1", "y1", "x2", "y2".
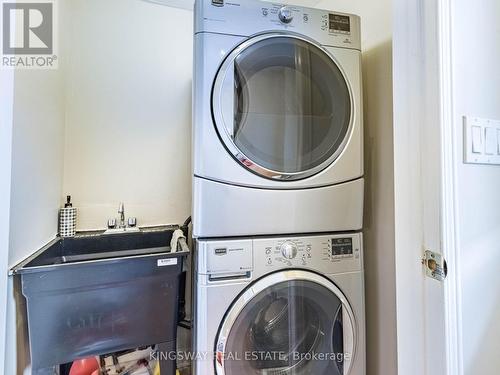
[
  {"x1": 5, "y1": 28, "x2": 67, "y2": 375},
  {"x1": 361, "y1": 39, "x2": 396, "y2": 375},
  {"x1": 8, "y1": 0, "x2": 68, "y2": 268},
  {"x1": 452, "y1": 1, "x2": 500, "y2": 374},
  {"x1": 7, "y1": 0, "x2": 69, "y2": 269},
  {"x1": 7, "y1": 0, "x2": 194, "y2": 252},
  {"x1": 5, "y1": 37, "x2": 67, "y2": 375},
  {"x1": 6, "y1": 0, "x2": 194, "y2": 254},
  {"x1": 8, "y1": 67, "x2": 66, "y2": 267},
  {"x1": 6, "y1": 1, "x2": 68, "y2": 372},
  {"x1": 62, "y1": 0, "x2": 193, "y2": 230}
]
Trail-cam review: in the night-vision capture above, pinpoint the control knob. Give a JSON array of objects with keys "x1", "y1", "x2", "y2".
[
  {"x1": 278, "y1": 7, "x2": 294, "y2": 24},
  {"x1": 280, "y1": 241, "x2": 298, "y2": 259}
]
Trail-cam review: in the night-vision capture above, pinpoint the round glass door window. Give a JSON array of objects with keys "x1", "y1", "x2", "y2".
[
  {"x1": 212, "y1": 34, "x2": 352, "y2": 180},
  {"x1": 215, "y1": 271, "x2": 356, "y2": 375}
]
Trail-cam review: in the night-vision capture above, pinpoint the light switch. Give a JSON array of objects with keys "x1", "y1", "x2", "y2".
[
  {"x1": 485, "y1": 127, "x2": 496, "y2": 155},
  {"x1": 472, "y1": 125, "x2": 483, "y2": 153},
  {"x1": 497, "y1": 129, "x2": 500, "y2": 155}
]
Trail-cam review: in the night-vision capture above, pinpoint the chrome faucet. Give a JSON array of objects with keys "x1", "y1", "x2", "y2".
[
  {"x1": 105, "y1": 202, "x2": 138, "y2": 234},
  {"x1": 118, "y1": 202, "x2": 125, "y2": 228}
]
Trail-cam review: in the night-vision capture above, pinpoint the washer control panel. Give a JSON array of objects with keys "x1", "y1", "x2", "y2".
[
  {"x1": 197, "y1": 233, "x2": 362, "y2": 277},
  {"x1": 256, "y1": 233, "x2": 362, "y2": 273}
]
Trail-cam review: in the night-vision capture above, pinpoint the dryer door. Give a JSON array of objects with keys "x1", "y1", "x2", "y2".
[
  {"x1": 215, "y1": 270, "x2": 356, "y2": 375},
  {"x1": 212, "y1": 33, "x2": 353, "y2": 181}
]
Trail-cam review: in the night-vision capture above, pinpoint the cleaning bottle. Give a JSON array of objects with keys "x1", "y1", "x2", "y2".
[{"x1": 59, "y1": 195, "x2": 77, "y2": 237}]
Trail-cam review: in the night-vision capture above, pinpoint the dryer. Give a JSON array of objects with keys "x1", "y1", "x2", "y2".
[
  {"x1": 193, "y1": 0, "x2": 364, "y2": 237},
  {"x1": 193, "y1": 232, "x2": 366, "y2": 375}
]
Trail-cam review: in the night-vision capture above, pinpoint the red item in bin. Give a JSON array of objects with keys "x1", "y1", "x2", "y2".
[{"x1": 69, "y1": 357, "x2": 99, "y2": 375}]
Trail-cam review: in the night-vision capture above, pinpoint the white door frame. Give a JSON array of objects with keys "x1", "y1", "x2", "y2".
[
  {"x1": 393, "y1": 0, "x2": 462, "y2": 374},
  {"x1": 438, "y1": 0, "x2": 463, "y2": 374}
]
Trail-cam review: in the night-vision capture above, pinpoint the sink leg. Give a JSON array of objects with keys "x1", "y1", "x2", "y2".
[{"x1": 158, "y1": 341, "x2": 176, "y2": 375}]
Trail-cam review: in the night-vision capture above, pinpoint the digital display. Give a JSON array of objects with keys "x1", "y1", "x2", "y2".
[
  {"x1": 329, "y1": 14, "x2": 350, "y2": 33},
  {"x1": 331, "y1": 238, "x2": 353, "y2": 256}
]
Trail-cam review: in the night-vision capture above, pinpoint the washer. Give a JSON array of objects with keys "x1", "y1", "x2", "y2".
[
  {"x1": 193, "y1": 232, "x2": 365, "y2": 375},
  {"x1": 193, "y1": 0, "x2": 364, "y2": 237}
]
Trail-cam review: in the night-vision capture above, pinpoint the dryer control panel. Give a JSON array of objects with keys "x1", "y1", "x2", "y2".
[
  {"x1": 197, "y1": 233, "x2": 363, "y2": 277},
  {"x1": 195, "y1": 0, "x2": 361, "y2": 50}
]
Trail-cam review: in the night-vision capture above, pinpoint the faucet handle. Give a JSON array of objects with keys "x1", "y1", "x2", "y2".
[
  {"x1": 118, "y1": 202, "x2": 124, "y2": 214},
  {"x1": 128, "y1": 217, "x2": 137, "y2": 228},
  {"x1": 107, "y1": 218, "x2": 117, "y2": 229}
]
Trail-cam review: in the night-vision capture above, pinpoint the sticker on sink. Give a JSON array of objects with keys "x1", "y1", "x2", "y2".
[{"x1": 157, "y1": 258, "x2": 178, "y2": 267}]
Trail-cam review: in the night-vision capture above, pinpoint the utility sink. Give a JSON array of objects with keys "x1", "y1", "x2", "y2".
[
  {"x1": 11, "y1": 227, "x2": 189, "y2": 375},
  {"x1": 16, "y1": 227, "x2": 185, "y2": 270}
]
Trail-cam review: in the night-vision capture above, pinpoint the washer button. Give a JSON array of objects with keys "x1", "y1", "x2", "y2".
[{"x1": 281, "y1": 241, "x2": 298, "y2": 259}]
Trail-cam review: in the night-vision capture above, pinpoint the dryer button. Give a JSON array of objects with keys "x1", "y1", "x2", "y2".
[{"x1": 279, "y1": 7, "x2": 294, "y2": 23}]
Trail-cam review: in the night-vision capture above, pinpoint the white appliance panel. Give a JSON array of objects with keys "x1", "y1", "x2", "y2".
[{"x1": 193, "y1": 176, "x2": 364, "y2": 237}]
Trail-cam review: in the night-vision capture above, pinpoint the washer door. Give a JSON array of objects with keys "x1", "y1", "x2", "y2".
[
  {"x1": 212, "y1": 33, "x2": 353, "y2": 181},
  {"x1": 215, "y1": 271, "x2": 356, "y2": 375}
]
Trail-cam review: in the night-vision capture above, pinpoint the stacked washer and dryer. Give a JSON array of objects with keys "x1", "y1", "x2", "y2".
[{"x1": 192, "y1": 0, "x2": 365, "y2": 374}]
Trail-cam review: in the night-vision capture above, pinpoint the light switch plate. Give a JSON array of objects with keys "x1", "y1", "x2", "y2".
[{"x1": 464, "y1": 116, "x2": 500, "y2": 165}]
